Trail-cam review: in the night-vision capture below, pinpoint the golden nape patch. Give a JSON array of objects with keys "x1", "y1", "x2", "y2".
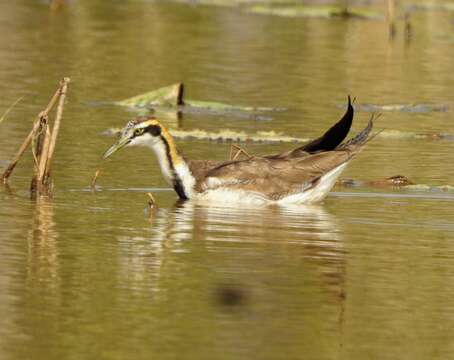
[
  {"x1": 160, "y1": 125, "x2": 182, "y2": 165},
  {"x1": 136, "y1": 118, "x2": 160, "y2": 128}
]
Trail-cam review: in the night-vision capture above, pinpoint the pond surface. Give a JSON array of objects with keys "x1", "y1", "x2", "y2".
[{"x1": 1, "y1": 1, "x2": 454, "y2": 359}]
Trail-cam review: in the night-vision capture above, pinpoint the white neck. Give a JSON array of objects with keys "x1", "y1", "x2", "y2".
[{"x1": 147, "y1": 140, "x2": 196, "y2": 199}]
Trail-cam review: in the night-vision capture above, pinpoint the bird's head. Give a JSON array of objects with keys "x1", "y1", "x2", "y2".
[{"x1": 103, "y1": 116, "x2": 164, "y2": 159}]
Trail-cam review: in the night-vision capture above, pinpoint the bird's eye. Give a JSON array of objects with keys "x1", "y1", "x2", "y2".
[{"x1": 134, "y1": 128, "x2": 144, "y2": 136}]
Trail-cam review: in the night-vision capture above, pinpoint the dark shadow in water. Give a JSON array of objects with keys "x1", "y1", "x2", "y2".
[{"x1": 214, "y1": 282, "x2": 248, "y2": 308}]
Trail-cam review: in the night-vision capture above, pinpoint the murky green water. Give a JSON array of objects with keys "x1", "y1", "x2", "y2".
[{"x1": 1, "y1": 1, "x2": 454, "y2": 359}]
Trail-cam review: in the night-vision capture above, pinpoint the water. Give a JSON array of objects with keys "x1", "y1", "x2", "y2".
[{"x1": 1, "y1": 1, "x2": 454, "y2": 359}]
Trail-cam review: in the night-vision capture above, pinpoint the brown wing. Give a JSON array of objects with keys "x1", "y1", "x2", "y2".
[{"x1": 195, "y1": 151, "x2": 352, "y2": 199}]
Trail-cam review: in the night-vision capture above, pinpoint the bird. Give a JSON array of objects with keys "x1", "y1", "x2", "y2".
[{"x1": 103, "y1": 97, "x2": 375, "y2": 205}]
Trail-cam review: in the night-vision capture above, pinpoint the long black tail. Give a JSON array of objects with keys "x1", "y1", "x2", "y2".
[{"x1": 301, "y1": 96, "x2": 354, "y2": 153}]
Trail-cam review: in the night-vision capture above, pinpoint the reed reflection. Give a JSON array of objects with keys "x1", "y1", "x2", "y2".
[{"x1": 27, "y1": 197, "x2": 60, "y2": 292}]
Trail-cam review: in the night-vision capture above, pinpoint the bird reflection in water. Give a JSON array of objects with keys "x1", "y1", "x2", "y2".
[{"x1": 119, "y1": 200, "x2": 347, "y2": 340}]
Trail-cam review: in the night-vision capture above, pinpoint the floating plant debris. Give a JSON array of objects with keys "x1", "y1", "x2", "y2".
[
  {"x1": 408, "y1": 2, "x2": 454, "y2": 12},
  {"x1": 247, "y1": 4, "x2": 383, "y2": 20},
  {"x1": 115, "y1": 83, "x2": 283, "y2": 119},
  {"x1": 102, "y1": 127, "x2": 307, "y2": 144},
  {"x1": 116, "y1": 83, "x2": 184, "y2": 108},
  {"x1": 337, "y1": 175, "x2": 415, "y2": 188},
  {"x1": 404, "y1": 184, "x2": 454, "y2": 192},
  {"x1": 379, "y1": 130, "x2": 454, "y2": 141},
  {"x1": 337, "y1": 176, "x2": 454, "y2": 193},
  {"x1": 345, "y1": 103, "x2": 449, "y2": 113},
  {"x1": 102, "y1": 127, "x2": 454, "y2": 144}
]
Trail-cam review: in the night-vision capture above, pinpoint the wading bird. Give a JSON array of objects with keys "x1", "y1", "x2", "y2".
[{"x1": 103, "y1": 98, "x2": 374, "y2": 205}]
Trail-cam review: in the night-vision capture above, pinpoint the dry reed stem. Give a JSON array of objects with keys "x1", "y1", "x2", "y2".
[
  {"x1": 43, "y1": 86, "x2": 63, "y2": 117},
  {"x1": 44, "y1": 77, "x2": 70, "y2": 183},
  {"x1": 31, "y1": 117, "x2": 46, "y2": 167},
  {"x1": 36, "y1": 122, "x2": 52, "y2": 184},
  {"x1": 1, "y1": 119, "x2": 41, "y2": 183},
  {"x1": 1, "y1": 81, "x2": 65, "y2": 184},
  {"x1": 91, "y1": 169, "x2": 101, "y2": 191},
  {"x1": 31, "y1": 117, "x2": 50, "y2": 195}
]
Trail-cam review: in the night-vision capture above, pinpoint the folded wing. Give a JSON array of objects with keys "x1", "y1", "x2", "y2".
[{"x1": 196, "y1": 115, "x2": 374, "y2": 200}]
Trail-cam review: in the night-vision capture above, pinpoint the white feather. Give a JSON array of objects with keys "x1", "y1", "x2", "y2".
[{"x1": 147, "y1": 140, "x2": 174, "y2": 186}]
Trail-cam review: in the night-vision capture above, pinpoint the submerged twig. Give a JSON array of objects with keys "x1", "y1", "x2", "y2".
[
  {"x1": 147, "y1": 192, "x2": 158, "y2": 220},
  {"x1": 229, "y1": 144, "x2": 252, "y2": 161},
  {"x1": 91, "y1": 169, "x2": 101, "y2": 191},
  {"x1": 147, "y1": 193, "x2": 156, "y2": 208},
  {"x1": 0, "y1": 97, "x2": 23, "y2": 125}
]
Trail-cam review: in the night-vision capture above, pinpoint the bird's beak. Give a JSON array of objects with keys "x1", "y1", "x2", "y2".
[{"x1": 103, "y1": 136, "x2": 130, "y2": 159}]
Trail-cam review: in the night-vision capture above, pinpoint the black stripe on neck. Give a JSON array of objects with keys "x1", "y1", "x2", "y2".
[{"x1": 160, "y1": 135, "x2": 188, "y2": 200}]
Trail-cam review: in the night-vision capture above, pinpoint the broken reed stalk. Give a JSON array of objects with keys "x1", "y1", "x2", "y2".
[
  {"x1": 32, "y1": 77, "x2": 70, "y2": 195},
  {"x1": 37, "y1": 118, "x2": 51, "y2": 183},
  {"x1": 43, "y1": 77, "x2": 69, "y2": 184},
  {"x1": 2, "y1": 119, "x2": 41, "y2": 183},
  {"x1": 2, "y1": 77, "x2": 70, "y2": 198},
  {"x1": 2, "y1": 82, "x2": 64, "y2": 184}
]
